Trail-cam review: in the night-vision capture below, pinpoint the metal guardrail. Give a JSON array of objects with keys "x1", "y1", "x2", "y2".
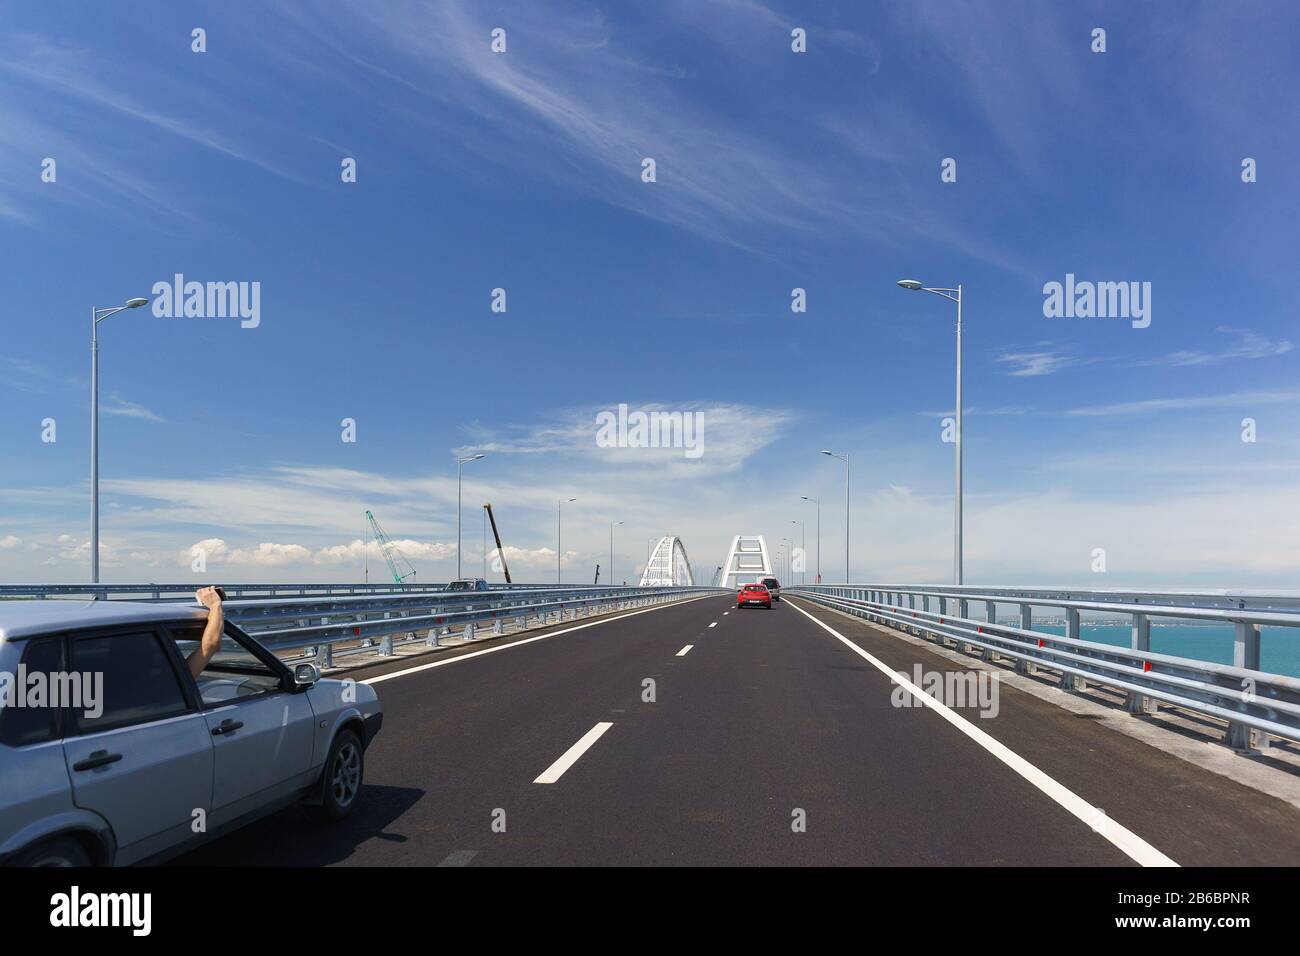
[
  {"x1": 245, "y1": 585, "x2": 722, "y2": 666},
  {"x1": 787, "y1": 584, "x2": 1300, "y2": 751},
  {"x1": 204, "y1": 582, "x2": 728, "y2": 665},
  {"x1": 0, "y1": 582, "x2": 725, "y2": 668},
  {"x1": 0, "y1": 582, "x2": 566, "y2": 601}
]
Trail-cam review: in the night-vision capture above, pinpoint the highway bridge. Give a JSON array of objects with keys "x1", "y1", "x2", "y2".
[{"x1": 149, "y1": 587, "x2": 1299, "y2": 868}]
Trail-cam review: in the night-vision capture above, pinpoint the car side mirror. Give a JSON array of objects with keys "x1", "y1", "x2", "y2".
[{"x1": 293, "y1": 662, "x2": 320, "y2": 688}]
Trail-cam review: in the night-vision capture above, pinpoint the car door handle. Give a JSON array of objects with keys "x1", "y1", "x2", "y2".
[
  {"x1": 211, "y1": 719, "x2": 245, "y2": 736},
  {"x1": 73, "y1": 750, "x2": 123, "y2": 772}
]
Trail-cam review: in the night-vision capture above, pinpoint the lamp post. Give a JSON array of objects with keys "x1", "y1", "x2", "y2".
[
  {"x1": 801, "y1": 495, "x2": 820, "y2": 584},
  {"x1": 609, "y1": 520, "x2": 623, "y2": 587},
  {"x1": 90, "y1": 296, "x2": 150, "y2": 585},
  {"x1": 557, "y1": 497, "x2": 576, "y2": 583},
  {"x1": 897, "y1": 278, "x2": 963, "y2": 585},
  {"x1": 455, "y1": 453, "x2": 485, "y2": 578},
  {"x1": 820, "y1": 450, "x2": 850, "y2": 583}
]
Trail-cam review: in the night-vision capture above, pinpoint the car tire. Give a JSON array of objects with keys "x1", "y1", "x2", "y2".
[
  {"x1": 9, "y1": 835, "x2": 93, "y2": 867},
  {"x1": 305, "y1": 728, "x2": 364, "y2": 824}
]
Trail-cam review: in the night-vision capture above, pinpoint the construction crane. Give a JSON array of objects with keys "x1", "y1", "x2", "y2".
[
  {"x1": 483, "y1": 504, "x2": 512, "y2": 584},
  {"x1": 364, "y1": 509, "x2": 417, "y2": 587}
]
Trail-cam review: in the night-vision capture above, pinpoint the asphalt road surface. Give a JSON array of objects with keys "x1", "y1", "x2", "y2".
[{"x1": 174, "y1": 593, "x2": 1300, "y2": 866}]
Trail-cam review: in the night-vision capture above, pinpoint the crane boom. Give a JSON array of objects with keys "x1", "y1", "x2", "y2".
[
  {"x1": 483, "y1": 503, "x2": 512, "y2": 584},
  {"x1": 364, "y1": 509, "x2": 417, "y2": 587}
]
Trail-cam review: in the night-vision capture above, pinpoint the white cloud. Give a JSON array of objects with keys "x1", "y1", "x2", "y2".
[
  {"x1": 995, "y1": 347, "x2": 1081, "y2": 377},
  {"x1": 1066, "y1": 389, "x2": 1300, "y2": 418},
  {"x1": 1137, "y1": 327, "x2": 1293, "y2": 368},
  {"x1": 102, "y1": 396, "x2": 165, "y2": 423},
  {"x1": 0, "y1": 535, "x2": 21, "y2": 550}
]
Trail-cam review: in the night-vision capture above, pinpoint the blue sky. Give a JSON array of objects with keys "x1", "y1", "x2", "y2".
[{"x1": 2, "y1": 0, "x2": 1299, "y2": 587}]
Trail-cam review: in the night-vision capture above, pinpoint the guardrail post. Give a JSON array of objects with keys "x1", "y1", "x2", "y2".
[
  {"x1": 315, "y1": 644, "x2": 333, "y2": 669},
  {"x1": 982, "y1": 601, "x2": 998, "y2": 661},
  {"x1": 1055, "y1": 606, "x2": 1082, "y2": 689},
  {"x1": 1125, "y1": 613, "x2": 1155, "y2": 714},
  {"x1": 494, "y1": 618, "x2": 503, "y2": 635},
  {"x1": 1226, "y1": 621, "x2": 1262, "y2": 751},
  {"x1": 464, "y1": 622, "x2": 476, "y2": 642},
  {"x1": 1016, "y1": 604, "x2": 1035, "y2": 674},
  {"x1": 379, "y1": 634, "x2": 394, "y2": 656},
  {"x1": 427, "y1": 626, "x2": 440, "y2": 648},
  {"x1": 933, "y1": 599, "x2": 950, "y2": 647},
  {"x1": 1233, "y1": 621, "x2": 1261, "y2": 671}
]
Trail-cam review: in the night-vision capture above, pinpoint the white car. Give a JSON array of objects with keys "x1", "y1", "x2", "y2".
[{"x1": 0, "y1": 601, "x2": 382, "y2": 866}]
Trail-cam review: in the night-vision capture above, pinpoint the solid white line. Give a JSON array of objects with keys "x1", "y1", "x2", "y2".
[
  {"x1": 708, "y1": 622, "x2": 717, "y2": 628},
  {"x1": 534, "y1": 722, "x2": 613, "y2": 784},
  {"x1": 361, "y1": 594, "x2": 716, "y2": 686},
  {"x1": 784, "y1": 598, "x2": 1178, "y2": 868},
  {"x1": 677, "y1": 644, "x2": 693, "y2": 656},
  {"x1": 723, "y1": 611, "x2": 729, "y2": 615}
]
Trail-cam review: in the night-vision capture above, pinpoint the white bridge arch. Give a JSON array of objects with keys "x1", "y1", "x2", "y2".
[
  {"x1": 717, "y1": 534, "x2": 772, "y2": 589},
  {"x1": 639, "y1": 536, "x2": 695, "y2": 586}
]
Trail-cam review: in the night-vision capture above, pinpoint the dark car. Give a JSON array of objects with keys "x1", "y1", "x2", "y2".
[
  {"x1": 760, "y1": 577, "x2": 781, "y2": 602},
  {"x1": 445, "y1": 578, "x2": 490, "y2": 592},
  {"x1": 737, "y1": 583, "x2": 772, "y2": 609}
]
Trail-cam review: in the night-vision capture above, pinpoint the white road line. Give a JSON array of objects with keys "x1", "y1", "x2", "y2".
[
  {"x1": 534, "y1": 722, "x2": 613, "y2": 784},
  {"x1": 723, "y1": 611, "x2": 729, "y2": 615},
  {"x1": 677, "y1": 644, "x2": 693, "y2": 656},
  {"x1": 784, "y1": 598, "x2": 1178, "y2": 868},
  {"x1": 362, "y1": 594, "x2": 715, "y2": 686},
  {"x1": 708, "y1": 622, "x2": 717, "y2": 628}
]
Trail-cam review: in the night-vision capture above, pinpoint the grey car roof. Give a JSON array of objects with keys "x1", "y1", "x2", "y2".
[{"x1": 0, "y1": 600, "x2": 208, "y2": 642}]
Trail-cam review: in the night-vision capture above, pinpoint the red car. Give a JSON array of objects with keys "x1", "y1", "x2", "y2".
[{"x1": 737, "y1": 583, "x2": 772, "y2": 609}]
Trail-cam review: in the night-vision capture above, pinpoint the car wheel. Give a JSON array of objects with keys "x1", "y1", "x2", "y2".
[
  {"x1": 9, "y1": 835, "x2": 93, "y2": 867},
  {"x1": 305, "y1": 728, "x2": 364, "y2": 823}
]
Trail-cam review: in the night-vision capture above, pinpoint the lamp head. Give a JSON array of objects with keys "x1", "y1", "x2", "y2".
[
  {"x1": 897, "y1": 279, "x2": 923, "y2": 291},
  {"x1": 124, "y1": 297, "x2": 149, "y2": 309}
]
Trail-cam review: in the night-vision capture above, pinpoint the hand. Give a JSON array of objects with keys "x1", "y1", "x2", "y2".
[{"x1": 196, "y1": 586, "x2": 224, "y2": 609}]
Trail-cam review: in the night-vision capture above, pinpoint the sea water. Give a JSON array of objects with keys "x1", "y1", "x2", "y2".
[{"x1": 1031, "y1": 623, "x2": 1300, "y2": 678}]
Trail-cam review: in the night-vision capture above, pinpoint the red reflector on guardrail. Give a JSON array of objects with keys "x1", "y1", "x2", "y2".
[
  {"x1": 1038, "y1": 639, "x2": 1045, "y2": 647},
  {"x1": 1144, "y1": 661, "x2": 1152, "y2": 672},
  {"x1": 939, "y1": 618, "x2": 945, "y2": 624},
  {"x1": 353, "y1": 627, "x2": 360, "y2": 636},
  {"x1": 977, "y1": 627, "x2": 983, "y2": 634}
]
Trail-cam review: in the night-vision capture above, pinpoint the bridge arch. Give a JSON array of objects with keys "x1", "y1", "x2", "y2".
[{"x1": 639, "y1": 536, "x2": 695, "y2": 586}]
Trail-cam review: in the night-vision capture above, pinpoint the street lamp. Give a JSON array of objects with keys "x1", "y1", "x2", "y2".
[
  {"x1": 897, "y1": 278, "x2": 963, "y2": 585},
  {"x1": 609, "y1": 521, "x2": 623, "y2": 587},
  {"x1": 821, "y1": 450, "x2": 850, "y2": 583},
  {"x1": 90, "y1": 296, "x2": 150, "y2": 586},
  {"x1": 455, "y1": 453, "x2": 485, "y2": 578},
  {"x1": 557, "y1": 497, "x2": 576, "y2": 583},
  {"x1": 801, "y1": 496, "x2": 820, "y2": 584}
]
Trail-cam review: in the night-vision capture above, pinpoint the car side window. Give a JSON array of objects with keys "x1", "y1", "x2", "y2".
[
  {"x1": 0, "y1": 637, "x2": 64, "y2": 747},
  {"x1": 169, "y1": 624, "x2": 283, "y2": 706},
  {"x1": 69, "y1": 630, "x2": 191, "y2": 735}
]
